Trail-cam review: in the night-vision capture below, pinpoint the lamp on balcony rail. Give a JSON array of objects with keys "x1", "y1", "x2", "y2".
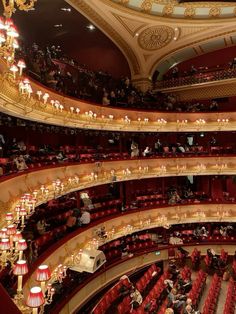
[
  {"x1": 36, "y1": 265, "x2": 51, "y2": 294},
  {"x1": 26, "y1": 286, "x2": 44, "y2": 314},
  {"x1": 177, "y1": 119, "x2": 188, "y2": 129},
  {"x1": 13, "y1": 259, "x2": 28, "y2": 294},
  {"x1": 2, "y1": 0, "x2": 37, "y2": 18},
  {"x1": 217, "y1": 118, "x2": 229, "y2": 130}
]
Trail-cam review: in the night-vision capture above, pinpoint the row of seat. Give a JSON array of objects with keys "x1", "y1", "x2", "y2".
[
  {"x1": 190, "y1": 248, "x2": 201, "y2": 265},
  {"x1": 129, "y1": 271, "x2": 169, "y2": 314},
  {"x1": 135, "y1": 264, "x2": 160, "y2": 293},
  {"x1": 92, "y1": 277, "x2": 132, "y2": 314},
  {"x1": 223, "y1": 278, "x2": 236, "y2": 314},
  {"x1": 202, "y1": 274, "x2": 222, "y2": 314},
  {"x1": 188, "y1": 269, "x2": 207, "y2": 308}
]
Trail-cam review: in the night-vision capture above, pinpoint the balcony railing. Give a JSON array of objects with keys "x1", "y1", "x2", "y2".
[{"x1": 157, "y1": 68, "x2": 236, "y2": 89}]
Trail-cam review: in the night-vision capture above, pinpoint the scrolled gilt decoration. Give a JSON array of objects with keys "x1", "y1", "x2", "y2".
[
  {"x1": 141, "y1": 0, "x2": 154, "y2": 12},
  {"x1": 162, "y1": 4, "x2": 174, "y2": 16},
  {"x1": 138, "y1": 26, "x2": 174, "y2": 50},
  {"x1": 209, "y1": 6, "x2": 221, "y2": 17},
  {"x1": 184, "y1": 6, "x2": 196, "y2": 18}
]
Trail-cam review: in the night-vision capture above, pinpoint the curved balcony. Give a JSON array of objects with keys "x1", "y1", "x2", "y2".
[
  {"x1": 22, "y1": 202, "x2": 236, "y2": 291},
  {"x1": 0, "y1": 60, "x2": 235, "y2": 132},
  {"x1": 0, "y1": 156, "x2": 236, "y2": 228},
  {"x1": 159, "y1": 68, "x2": 236, "y2": 89}
]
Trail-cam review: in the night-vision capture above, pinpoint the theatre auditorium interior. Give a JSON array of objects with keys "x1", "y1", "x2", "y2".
[{"x1": 2, "y1": 1, "x2": 236, "y2": 314}]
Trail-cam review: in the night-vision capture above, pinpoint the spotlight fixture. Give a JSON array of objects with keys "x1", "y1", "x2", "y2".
[
  {"x1": 61, "y1": 8, "x2": 71, "y2": 12},
  {"x1": 54, "y1": 24, "x2": 63, "y2": 28},
  {"x1": 86, "y1": 24, "x2": 95, "y2": 31}
]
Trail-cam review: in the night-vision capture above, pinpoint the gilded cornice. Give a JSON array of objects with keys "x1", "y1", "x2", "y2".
[
  {"x1": 1, "y1": 156, "x2": 236, "y2": 229},
  {"x1": 111, "y1": 0, "x2": 236, "y2": 19}
]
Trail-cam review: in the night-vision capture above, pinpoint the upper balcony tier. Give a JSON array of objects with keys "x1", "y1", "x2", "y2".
[
  {"x1": 0, "y1": 60, "x2": 236, "y2": 132},
  {"x1": 156, "y1": 68, "x2": 236, "y2": 101}
]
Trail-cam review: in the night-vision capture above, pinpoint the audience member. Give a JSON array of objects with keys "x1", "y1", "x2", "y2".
[
  {"x1": 143, "y1": 146, "x2": 152, "y2": 157},
  {"x1": 130, "y1": 141, "x2": 139, "y2": 158},
  {"x1": 14, "y1": 155, "x2": 28, "y2": 171},
  {"x1": 130, "y1": 286, "x2": 143, "y2": 310},
  {"x1": 36, "y1": 219, "x2": 49, "y2": 235},
  {"x1": 78, "y1": 209, "x2": 91, "y2": 225}
]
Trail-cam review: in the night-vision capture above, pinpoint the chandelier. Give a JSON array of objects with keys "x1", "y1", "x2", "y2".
[{"x1": 2, "y1": 0, "x2": 37, "y2": 18}]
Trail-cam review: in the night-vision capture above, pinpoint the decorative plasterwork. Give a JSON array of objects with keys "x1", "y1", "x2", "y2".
[
  {"x1": 138, "y1": 25, "x2": 174, "y2": 50},
  {"x1": 2, "y1": 156, "x2": 236, "y2": 228},
  {"x1": 112, "y1": 12, "x2": 148, "y2": 36},
  {"x1": 112, "y1": 0, "x2": 236, "y2": 19}
]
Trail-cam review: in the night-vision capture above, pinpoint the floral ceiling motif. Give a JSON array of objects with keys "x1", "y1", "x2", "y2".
[{"x1": 138, "y1": 26, "x2": 174, "y2": 50}]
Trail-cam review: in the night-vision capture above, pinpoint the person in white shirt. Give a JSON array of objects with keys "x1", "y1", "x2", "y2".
[
  {"x1": 130, "y1": 287, "x2": 143, "y2": 309},
  {"x1": 143, "y1": 146, "x2": 151, "y2": 157},
  {"x1": 79, "y1": 210, "x2": 91, "y2": 225}
]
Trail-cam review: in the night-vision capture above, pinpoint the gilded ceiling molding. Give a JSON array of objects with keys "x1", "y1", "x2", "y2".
[
  {"x1": 138, "y1": 26, "x2": 174, "y2": 50},
  {"x1": 141, "y1": 0, "x2": 154, "y2": 13},
  {"x1": 111, "y1": 12, "x2": 148, "y2": 37},
  {"x1": 67, "y1": 0, "x2": 141, "y2": 75},
  {"x1": 162, "y1": 4, "x2": 174, "y2": 16},
  {"x1": 111, "y1": 0, "x2": 236, "y2": 19},
  {"x1": 149, "y1": 29, "x2": 236, "y2": 77},
  {"x1": 184, "y1": 6, "x2": 196, "y2": 18},
  {"x1": 209, "y1": 7, "x2": 221, "y2": 18}
]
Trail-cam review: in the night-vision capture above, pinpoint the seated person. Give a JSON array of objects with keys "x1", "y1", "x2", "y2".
[
  {"x1": 144, "y1": 298, "x2": 157, "y2": 313},
  {"x1": 131, "y1": 141, "x2": 139, "y2": 158},
  {"x1": 66, "y1": 214, "x2": 77, "y2": 232},
  {"x1": 56, "y1": 151, "x2": 68, "y2": 162},
  {"x1": 45, "y1": 69, "x2": 58, "y2": 89},
  {"x1": 177, "y1": 143, "x2": 185, "y2": 153},
  {"x1": 130, "y1": 286, "x2": 143, "y2": 309},
  {"x1": 14, "y1": 155, "x2": 28, "y2": 171},
  {"x1": 167, "y1": 288, "x2": 185, "y2": 311},
  {"x1": 165, "y1": 309, "x2": 174, "y2": 314},
  {"x1": 164, "y1": 279, "x2": 174, "y2": 293},
  {"x1": 143, "y1": 146, "x2": 152, "y2": 157},
  {"x1": 36, "y1": 219, "x2": 49, "y2": 235},
  {"x1": 78, "y1": 210, "x2": 91, "y2": 225}
]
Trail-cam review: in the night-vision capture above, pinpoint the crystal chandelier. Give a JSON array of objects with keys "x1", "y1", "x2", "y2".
[{"x1": 2, "y1": 0, "x2": 37, "y2": 18}]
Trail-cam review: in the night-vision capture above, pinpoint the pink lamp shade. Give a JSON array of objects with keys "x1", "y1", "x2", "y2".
[
  {"x1": 16, "y1": 239, "x2": 27, "y2": 251},
  {"x1": 0, "y1": 238, "x2": 10, "y2": 250},
  {"x1": 0, "y1": 228, "x2": 7, "y2": 238},
  {"x1": 13, "y1": 231, "x2": 22, "y2": 242},
  {"x1": 5, "y1": 212, "x2": 13, "y2": 222},
  {"x1": 7, "y1": 25, "x2": 19, "y2": 38},
  {"x1": 36, "y1": 265, "x2": 51, "y2": 282},
  {"x1": 26, "y1": 286, "x2": 44, "y2": 308},
  {"x1": 13, "y1": 260, "x2": 28, "y2": 276},
  {"x1": 19, "y1": 208, "x2": 27, "y2": 216},
  {"x1": 6, "y1": 224, "x2": 16, "y2": 235}
]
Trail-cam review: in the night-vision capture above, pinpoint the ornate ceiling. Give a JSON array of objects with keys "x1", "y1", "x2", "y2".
[
  {"x1": 111, "y1": 0, "x2": 236, "y2": 19},
  {"x1": 67, "y1": 0, "x2": 236, "y2": 83}
]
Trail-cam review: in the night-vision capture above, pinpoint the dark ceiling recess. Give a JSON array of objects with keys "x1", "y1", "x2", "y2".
[{"x1": 0, "y1": 0, "x2": 130, "y2": 77}]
